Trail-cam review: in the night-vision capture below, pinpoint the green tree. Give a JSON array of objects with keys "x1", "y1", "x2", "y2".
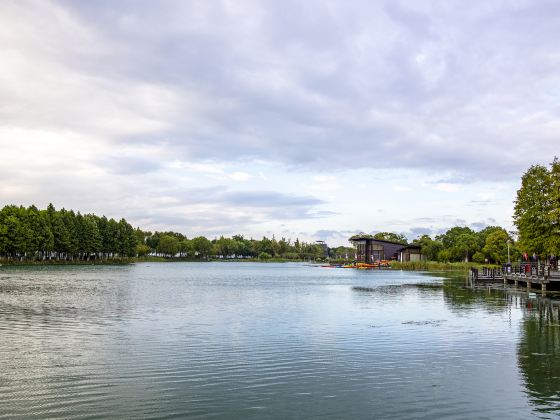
[
  {"x1": 482, "y1": 229, "x2": 510, "y2": 264},
  {"x1": 547, "y1": 158, "x2": 560, "y2": 256},
  {"x1": 373, "y1": 232, "x2": 408, "y2": 244},
  {"x1": 157, "y1": 235, "x2": 180, "y2": 257},
  {"x1": 46, "y1": 204, "x2": 70, "y2": 258},
  {"x1": 412, "y1": 235, "x2": 442, "y2": 261},
  {"x1": 136, "y1": 243, "x2": 151, "y2": 257},
  {"x1": 452, "y1": 232, "x2": 479, "y2": 262},
  {"x1": 513, "y1": 164, "x2": 552, "y2": 257},
  {"x1": 81, "y1": 215, "x2": 102, "y2": 258},
  {"x1": 191, "y1": 236, "x2": 212, "y2": 258}
]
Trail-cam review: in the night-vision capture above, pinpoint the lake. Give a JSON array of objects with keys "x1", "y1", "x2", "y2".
[{"x1": 0, "y1": 262, "x2": 559, "y2": 418}]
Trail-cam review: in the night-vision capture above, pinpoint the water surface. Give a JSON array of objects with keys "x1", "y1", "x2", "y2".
[{"x1": 1, "y1": 263, "x2": 559, "y2": 418}]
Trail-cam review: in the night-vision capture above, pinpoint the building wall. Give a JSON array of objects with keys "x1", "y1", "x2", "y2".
[
  {"x1": 351, "y1": 238, "x2": 422, "y2": 263},
  {"x1": 354, "y1": 239, "x2": 407, "y2": 262},
  {"x1": 400, "y1": 249, "x2": 422, "y2": 262}
]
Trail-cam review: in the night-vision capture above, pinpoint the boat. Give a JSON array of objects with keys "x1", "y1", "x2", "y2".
[{"x1": 357, "y1": 262, "x2": 379, "y2": 269}]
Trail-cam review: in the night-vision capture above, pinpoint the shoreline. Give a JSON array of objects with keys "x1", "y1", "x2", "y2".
[
  {"x1": 0, "y1": 259, "x2": 495, "y2": 270},
  {"x1": 0, "y1": 257, "x2": 322, "y2": 266}
]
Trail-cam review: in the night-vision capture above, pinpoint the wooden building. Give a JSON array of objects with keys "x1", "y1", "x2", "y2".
[{"x1": 350, "y1": 235, "x2": 422, "y2": 263}]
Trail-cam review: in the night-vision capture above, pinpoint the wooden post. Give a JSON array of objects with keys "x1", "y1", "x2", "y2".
[
  {"x1": 542, "y1": 283, "x2": 547, "y2": 292},
  {"x1": 514, "y1": 280, "x2": 518, "y2": 287},
  {"x1": 527, "y1": 281, "x2": 531, "y2": 291}
]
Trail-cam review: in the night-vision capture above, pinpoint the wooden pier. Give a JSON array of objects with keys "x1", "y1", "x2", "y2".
[{"x1": 469, "y1": 264, "x2": 560, "y2": 292}]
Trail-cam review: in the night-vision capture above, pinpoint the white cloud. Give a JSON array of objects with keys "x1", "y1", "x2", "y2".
[
  {"x1": 229, "y1": 171, "x2": 251, "y2": 181},
  {"x1": 434, "y1": 183, "x2": 460, "y2": 193},
  {"x1": 1, "y1": 0, "x2": 550, "y2": 242}
]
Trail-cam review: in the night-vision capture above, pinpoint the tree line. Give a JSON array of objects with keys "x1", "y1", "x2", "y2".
[
  {"x1": 386, "y1": 157, "x2": 560, "y2": 265},
  {"x1": 411, "y1": 226, "x2": 515, "y2": 264},
  {"x1": 139, "y1": 231, "x2": 327, "y2": 260},
  {"x1": 0, "y1": 204, "x2": 327, "y2": 262},
  {"x1": 1, "y1": 158, "x2": 556, "y2": 264},
  {"x1": 0, "y1": 204, "x2": 137, "y2": 261}
]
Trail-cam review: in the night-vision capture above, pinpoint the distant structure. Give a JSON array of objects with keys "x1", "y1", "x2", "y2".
[
  {"x1": 349, "y1": 235, "x2": 422, "y2": 263},
  {"x1": 316, "y1": 240, "x2": 329, "y2": 257}
]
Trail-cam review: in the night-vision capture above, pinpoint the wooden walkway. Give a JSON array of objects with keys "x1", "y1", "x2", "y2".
[{"x1": 469, "y1": 265, "x2": 560, "y2": 292}]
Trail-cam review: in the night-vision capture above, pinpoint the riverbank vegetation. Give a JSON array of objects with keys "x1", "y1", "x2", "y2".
[
  {"x1": 410, "y1": 226, "x2": 516, "y2": 264},
  {"x1": 390, "y1": 260, "x2": 493, "y2": 271},
  {"x1": 0, "y1": 204, "x2": 327, "y2": 263},
  {"x1": 1, "y1": 158, "x2": 557, "y2": 266},
  {"x1": 404, "y1": 157, "x2": 560, "y2": 266}
]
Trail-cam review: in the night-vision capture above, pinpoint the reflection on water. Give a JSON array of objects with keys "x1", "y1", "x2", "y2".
[
  {"x1": 518, "y1": 297, "x2": 560, "y2": 414},
  {"x1": 0, "y1": 263, "x2": 559, "y2": 418}
]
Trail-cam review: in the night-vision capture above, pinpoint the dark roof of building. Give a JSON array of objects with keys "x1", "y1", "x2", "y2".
[
  {"x1": 400, "y1": 244, "x2": 421, "y2": 250},
  {"x1": 349, "y1": 235, "x2": 409, "y2": 247}
]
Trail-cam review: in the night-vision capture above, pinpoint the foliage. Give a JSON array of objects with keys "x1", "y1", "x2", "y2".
[
  {"x1": 514, "y1": 164, "x2": 552, "y2": 257},
  {"x1": 0, "y1": 205, "x2": 335, "y2": 264},
  {"x1": 372, "y1": 232, "x2": 408, "y2": 244},
  {"x1": 548, "y1": 158, "x2": 560, "y2": 256},
  {"x1": 401, "y1": 159, "x2": 560, "y2": 264},
  {"x1": 513, "y1": 158, "x2": 560, "y2": 258},
  {"x1": 0, "y1": 204, "x2": 136, "y2": 261},
  {"x1": 482, "y1": 229, "x2": 510, "y2": 264},
  {"x1": 412, "y1": 235, "x2": 442, "y2": 261},
  {"x1": 405, "y1": 226, "x2": 516, "y2": 264}
]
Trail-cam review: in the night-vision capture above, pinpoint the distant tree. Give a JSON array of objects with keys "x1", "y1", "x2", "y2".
[
  {"x1": 453, "y1": 232, "x2": 480, "y2": 262},
  {"x1": 191, "y1": 236, "x2": 212, "y2": 258},
  {"x1": 476, "y1": 226, "x2": 506, "y2": 251},
  {"x1": 259, "y1": 237, "x2": 275, "y2": 256},
  {"x1": 179, "y1": 239, "x2": 193, "y2": 257},
  {"x1": 373, "y1": 232, "x2": 408, "y2": 244},
  {"x1": 412, "y1": 235, "x2": 442, "y2": 261},
  {"x1": 472, "y1": 251, "x2": 485, "y2": 264},
  {"x1": 157, "y1": 235, "x2": 180, "y2": 257},
  {"x1": 482, "y1": 229, "x2": 510, "y2": 264},
  {"x1": 437, "y1": 227, "x2": 478, "y2": 262},
  {"x1": 136, "y1": 243, "x2": 151, "y2": 257},
  {"x1": 438, "y1": 249, "x2": 451, "y2": 263}
]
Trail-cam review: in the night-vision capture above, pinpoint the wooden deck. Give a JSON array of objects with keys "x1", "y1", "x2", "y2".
[{"x1": 469, "y1": 266, "x2": 560, "y2": 292}]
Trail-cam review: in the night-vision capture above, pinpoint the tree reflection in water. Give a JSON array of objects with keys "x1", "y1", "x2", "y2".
[
  {"x1": 435, "y1": 271, "x2": 560, "y2": 414},
  {"x1": 518, "y1": 296, "x2": 560, "y2": 414}
]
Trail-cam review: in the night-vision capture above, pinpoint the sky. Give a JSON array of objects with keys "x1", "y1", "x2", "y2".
[{"x1": 1, "y1": 0, "x2": 559, "y2": 246}]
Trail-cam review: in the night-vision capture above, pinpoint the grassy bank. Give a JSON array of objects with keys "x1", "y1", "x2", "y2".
[
  {"x1": 0, "y1": 257, "x2": 322, "y2": 266},
  {"x1": 0, "y1": 259, "x2": 134, "y2": 266},
  {"x1": 391, "y1": 260, "x2": 499, "y2": 271}
]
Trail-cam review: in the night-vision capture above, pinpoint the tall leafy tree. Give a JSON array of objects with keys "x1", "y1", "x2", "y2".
[
  {"x1": 547, "y1": 158, "x2": 560, "y2": 256},
  {"x1": 514, "y1": 164, "x2": 552, "y2": 257}
]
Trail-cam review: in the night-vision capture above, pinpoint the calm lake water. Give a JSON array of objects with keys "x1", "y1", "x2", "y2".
[{"x1": 1, "y1": 262, "x2": 559, "y2": 419}]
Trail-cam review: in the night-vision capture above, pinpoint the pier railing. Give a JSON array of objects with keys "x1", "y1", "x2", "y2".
[{"x1": 470, "y1": 264, "x2": 558, "y2": 281}]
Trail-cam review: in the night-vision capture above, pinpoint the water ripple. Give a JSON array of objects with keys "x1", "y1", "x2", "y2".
[{"x1": 0, "y1": 263, "x2": 556, "y2": 418}]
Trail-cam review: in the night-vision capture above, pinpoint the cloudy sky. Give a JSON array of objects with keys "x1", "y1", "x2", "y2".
[{"x1": 1, "y1": 0, "x2": 558, "y2": 245}]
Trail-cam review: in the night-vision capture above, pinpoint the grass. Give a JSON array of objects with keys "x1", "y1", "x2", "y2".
[{"x1": 391, "y1": 260, "x2": 500, "y2": 271}]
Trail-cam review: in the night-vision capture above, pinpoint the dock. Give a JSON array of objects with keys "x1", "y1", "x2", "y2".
[{"x1": 469, "y1": 264, "x2": 560, "y2": 292}]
